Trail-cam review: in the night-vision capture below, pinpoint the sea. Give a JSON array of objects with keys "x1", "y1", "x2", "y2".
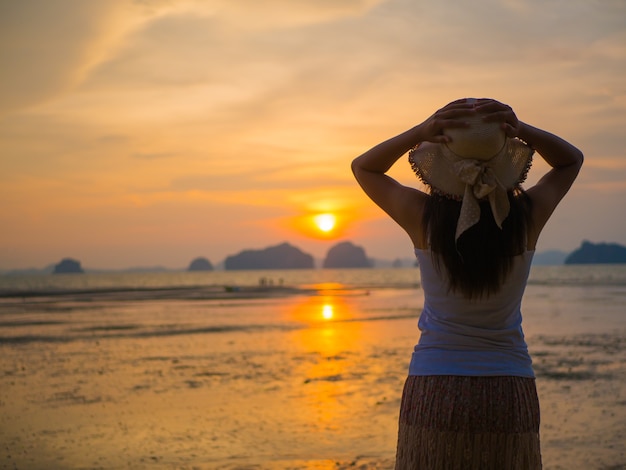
[{"x1": 1, "y1": 265, "x2": 625, "y2": 469}]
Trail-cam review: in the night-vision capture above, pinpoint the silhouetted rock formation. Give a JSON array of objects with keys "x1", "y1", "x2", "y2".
[
  {"x1": 565, "y1": 241, "x2": 626, "y2": 264},
  {"x1": 187, "y1": 257, "x2": 214, "y2": 271},
  {"x1": 53, "y1": 258, "x2": 84, "y2": 274},
  {"x1": 224, "y1": 243, "x2": 314, "y2": 270},
  {"x1": 323, "y1": 241, "x2": 371, "y2": 268}
]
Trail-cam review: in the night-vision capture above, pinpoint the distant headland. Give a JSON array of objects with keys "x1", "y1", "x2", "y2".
[
  {"x1": 565, "y1": 241, "x2": 626, "y2": 264},
  {"x1": 3, "y1": 240, "x2": 626, "y2": 275},
  {"x1": 323, "y1": 241, "x2": 371, "y2": 268},
  {"x1": 224, "y1": 242, "x2": 314, "y2": 270},
  {"x1": 187, "y1": 257, "x2": 214, "y2": 271},
  {"x1": 53, "y1": 258, "x2": 84, "y2": 274}
]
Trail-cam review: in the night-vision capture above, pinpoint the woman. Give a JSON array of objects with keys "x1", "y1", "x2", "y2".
[{"x1": 351, "y1": 98, "x2": 583, "y2": 469}]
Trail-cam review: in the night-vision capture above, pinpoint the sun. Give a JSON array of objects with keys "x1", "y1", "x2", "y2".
[
  {"x1": 321, "y1": 304, "x2": 334, "y2": 320},
  {"x1": 286, "y1": 210, "x2": 345, "y2": 240},
  {"x1": 314, "y1": 213, "x2": 336, "y2": 233}
]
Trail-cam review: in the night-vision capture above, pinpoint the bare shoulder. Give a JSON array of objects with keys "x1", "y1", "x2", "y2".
[
  {"x1": 397, "y1": 188, "x2": 429, "y2": 248},
  {"x1": 352, "y1": 159, "x2": 430, "y2": 249}
]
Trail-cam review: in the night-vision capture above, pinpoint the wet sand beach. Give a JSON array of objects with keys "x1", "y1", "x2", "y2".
[{"x1": 1, "y1": 278, "x2": 625, "y2": 469}]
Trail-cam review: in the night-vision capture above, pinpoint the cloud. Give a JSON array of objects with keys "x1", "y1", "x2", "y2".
[
  {"x1": 0, "y1": 2, "x2": 114, "y2": 111},
  {"x1": 132, "y1": 151, "x2": 177, "y2": 160},
  {"x1": 0, "y1": 0, "x2": 186, "y2": 113},
  {"x1": 190, "y1": 0, "x2": 385, "y2": 29},
  {"x1": 169, "y1": 167, "x2": 351, "y2": 193}
]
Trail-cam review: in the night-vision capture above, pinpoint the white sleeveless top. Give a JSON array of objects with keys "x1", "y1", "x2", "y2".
[{"x1": 410, "y1": 248, "x2": 535, "y2": 377}]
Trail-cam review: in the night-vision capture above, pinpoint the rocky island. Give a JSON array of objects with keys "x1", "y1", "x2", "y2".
[
  {"x1": 323, "y1": 241, "x2": 371, "y2": 268},
  {"x1": 224, "y1": 242, "x2": 314, "y2": 270},
  {"x1": 53, "y1": 258, "x2": 84, "y2": 274},
  {"x1": 565, "y1": 241, "x2": 626, "y2": 264},
  {"x1": 187, "y1": 257, "x2": 214, "y2": 271}
]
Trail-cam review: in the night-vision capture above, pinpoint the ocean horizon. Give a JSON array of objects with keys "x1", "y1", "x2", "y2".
[{"x1": 4, "y1": 242, "x2": 624, "y2": 276}]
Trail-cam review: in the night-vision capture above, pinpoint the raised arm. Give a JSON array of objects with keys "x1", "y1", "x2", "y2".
[
  {"x1": 477, "y1": 99, "x2": 584, "y2": 248},
  {"x1": 351, "y1": 99, "x2": 475, "y2": 246},
  {"x1": 350, "y1": 124, "x2": 426, "y2": 233},
  {"x1": 517, "y1": 122, "x2": 584, "y2": 246}
]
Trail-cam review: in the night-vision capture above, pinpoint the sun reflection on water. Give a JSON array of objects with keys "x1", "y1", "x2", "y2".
[
  {"x1": 321, "y1": 304, "x2": 334, "y2": 320},
  {"x1": 287, "y1": 295, "x2": 366, "y2": 435}
]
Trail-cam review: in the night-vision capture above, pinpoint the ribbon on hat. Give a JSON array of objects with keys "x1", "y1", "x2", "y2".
[{"x1": 453, "y1": 159, "x2": 510, "y2": 242}]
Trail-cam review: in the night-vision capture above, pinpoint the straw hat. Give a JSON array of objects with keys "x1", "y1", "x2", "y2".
[{"x1": 408, "y1": 100, "x2": 534, "y2": 241}]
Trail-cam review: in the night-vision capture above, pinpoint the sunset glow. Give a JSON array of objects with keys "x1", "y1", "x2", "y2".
[{"x1": 0, "y1": 1, "x2": 624, "y2": 270}]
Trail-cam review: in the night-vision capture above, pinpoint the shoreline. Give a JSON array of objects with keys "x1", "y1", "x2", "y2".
[{"x1": 0, "y1": 284, "x2": 312, "y2": 301}]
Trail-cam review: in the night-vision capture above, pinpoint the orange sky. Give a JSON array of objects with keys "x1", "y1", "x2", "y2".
[{"x1": 1, "y1": 0, "x2": 625, "y2": 269}]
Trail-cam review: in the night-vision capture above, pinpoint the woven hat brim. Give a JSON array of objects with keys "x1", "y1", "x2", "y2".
[{"x1": 409, "y1": 138, "x2": 534, "y2": 198}]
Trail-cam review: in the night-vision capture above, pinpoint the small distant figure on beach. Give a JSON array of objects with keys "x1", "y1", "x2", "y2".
[
  {"x1": 352, "y1": 98, "x2": 583, "y2": 468},
  {"x1": 258, "y1": 277, "x2": 284, "y2": 287}
]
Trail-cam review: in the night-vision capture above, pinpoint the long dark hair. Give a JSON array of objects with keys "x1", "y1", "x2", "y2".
[{"x1": 423, "y1": 188, "x2": 533, "y2": 299}]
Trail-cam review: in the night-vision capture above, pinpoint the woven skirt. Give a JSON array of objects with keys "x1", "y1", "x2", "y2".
[{"x1": 395, "y1": 375, "x2": 541, "y2": 470}]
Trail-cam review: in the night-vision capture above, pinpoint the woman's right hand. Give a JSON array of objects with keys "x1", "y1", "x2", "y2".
[{"x1": 416, "y1": 98, "x2": 476, "y2": 144}]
